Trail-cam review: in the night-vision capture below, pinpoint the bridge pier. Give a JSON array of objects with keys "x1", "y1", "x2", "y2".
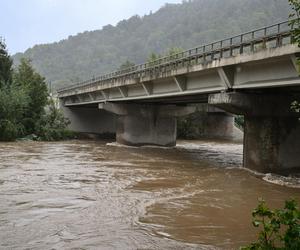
[
  {"x1": 182, "y1": 105, "x2": 242, "y2": 140},
  {"x1": 244, "y1": 116, "x2": 300, "y2": 173},
  {"x1": 209, "y1": 92, "x2": 300, "y2": 173},
  {"x1": 99, "y1": 103, "x2": 196, "y2": 146}
]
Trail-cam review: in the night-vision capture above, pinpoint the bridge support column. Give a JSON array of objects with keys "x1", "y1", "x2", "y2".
[
  {"x1": 209, "y1": 92, "x2": 300, "y2": 173},
  {"x1": 243, "y1": 116, "x2": 300, "y2": 173},
  {"x1": 178, "y1": 105, "x2": 241, "y2": 140},
  {"x1": 203, "y1": 112, "x2": 238, "y2": 139},
  {"x1": 99, "y1": 103, "x2": 196, "y2": 147},
  {"x1": 197, "y1": 105, "x2": 241, "y2": 140}
]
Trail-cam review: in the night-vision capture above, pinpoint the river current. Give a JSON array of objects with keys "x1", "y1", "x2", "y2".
[{"x1": 0, "y1": 140, "x2": 299, "y2": 249}]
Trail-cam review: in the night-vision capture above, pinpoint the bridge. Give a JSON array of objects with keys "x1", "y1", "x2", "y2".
[{"x1": 58, "y1": 20, "x2": 300, "y2": 174}]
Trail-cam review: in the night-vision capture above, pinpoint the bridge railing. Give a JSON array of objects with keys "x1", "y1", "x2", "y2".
[{"x1": 58, "y1": 20, "x2": 292, "y2": 94}]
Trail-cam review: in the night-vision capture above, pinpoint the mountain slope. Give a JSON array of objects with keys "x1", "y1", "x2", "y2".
[{"x1": 13, "y1": 0, "x2": 291, "y2": 90}]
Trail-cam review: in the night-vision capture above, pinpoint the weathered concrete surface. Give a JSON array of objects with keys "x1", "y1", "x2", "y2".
[
  {"x1": 209, "y1": 92, "x2": 300, "y2": 116},
  {"x1": 209, "y1": 92, "x2": 300, "y2": 173},
  {"x1": 244, "y1": 116, "x2": 300, "y2": 173},
  {"x1": 178, "y1": 104, "x2": 243, "y2": 141},
  {"x1": 58, "y1": 44, "x2": 300, "y2": 99},
  {"x1": 202, "y1": 113, "x2": 236, "y2": 140},
  {"x1": 99, "y1": 103, "x2": 196, "y2": 146},
  {"x1": 60, "y1": 104, "x2": 116, "y2": 136},
  {"x1": 116, "y1": 115, "x2": 177, "y2": 147}
]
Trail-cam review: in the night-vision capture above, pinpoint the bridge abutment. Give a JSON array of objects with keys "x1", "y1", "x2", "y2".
[
  {"x1": 99, "y1": 103, "x2": 196, "y2": 146},
  {"x1": 209, "y1": 92, "x2": 300, "y2": 173},
  {"x1": 59, "y1": 102, "x2": 116, "y2": 137}
]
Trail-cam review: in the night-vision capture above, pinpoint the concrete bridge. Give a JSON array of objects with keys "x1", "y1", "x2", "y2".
[{"x1": 58, "y1": 20, "x2": 300, "y2": 173}]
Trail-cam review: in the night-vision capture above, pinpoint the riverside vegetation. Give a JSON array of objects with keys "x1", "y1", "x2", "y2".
[
  {"x1": 0, "y1": 39, "x2": 73, "y2": 141},
  {"x1": 242, "y1": 199, "x2": 300, "y2": 250}
]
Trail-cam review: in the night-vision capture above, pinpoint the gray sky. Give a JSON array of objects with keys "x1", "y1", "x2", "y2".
[{"x1": 1, "y1": 0, "x2": 182, "y2": 54}]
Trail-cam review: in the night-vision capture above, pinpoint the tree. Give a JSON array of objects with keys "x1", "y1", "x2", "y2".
[
  {"x1": 13, "y1": 58, "x2": 48, "y2": 134},
  {"x1": 0, "y1": 40, "x2": 72, "y2": 141},
  {"x1": 0, "y1": 39, "x2": 28, "y2": 141},
  {"x1": 0, "y1": 38, "x2": 13, "y2": 86},
  {"x1": 289, "y1": 0, "x2": 300, "y2": 46},
  {"x1": 147, "y1": 52, "x2": 161, "y2": 66},
  {"x1": 35, "y1": 98, "x2": 74, "y2": 141},
  {"x1": 118, "y1": 60, "x2": 135, "y2": 71},
  {"x1": 289, "y1": 0, "x2": 300, "y2": 113},
  {"x1": 166, "y1": 47, "x2": 184, "y2": 60},
  {"x1": 0, "y1": 84, "x2": 29, "y2": 141},
  {"x1": 241, "y1": 199, "x2": 300, "y2": 250}
]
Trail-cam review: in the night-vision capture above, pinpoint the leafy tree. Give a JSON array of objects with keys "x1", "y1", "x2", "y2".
[
  {"x1": 118, "y1": 60, "x2": 135, "y2": 71},
  {"x1": 0, "y1": 38, "x2": 13, "y2": 86},
  {"x1": 235, "y1": 115, "x2": 244, "y2": 131},
  {"x1": 13, "y1": 58, "x2": 48, "y2": 134},
  {"x1": 289, "y1": 0, "x2": 300, "y2": 114},
  {"x1": 0, "y1": 40, "x2": 72, "y2": 141},
  {"x1": 36, "y1": 98, "x2": 74, "y2": 141},
  {"x1": 241, "y1": 199, "x2": 300, "y2": 250},
  {"x1": 147, "y1": 52, "x2": 160, "y2": 63},
  {"x1": 0, "y1": 40, "x2": 28, "y2": 141},
  {"x1": 289, "y1": 0, "x2": 300, "y2": 45},
  {"x1": 166, "y1": 47, "x2": 184, "y2": 60},
  {"x1": 0, "y1": 83, "x2": 29, "y2": 141}
]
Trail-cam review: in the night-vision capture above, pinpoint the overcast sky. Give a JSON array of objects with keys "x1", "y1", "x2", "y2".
[{"x1": 1, "y1": 0, "x2": 182, "y2": 54}]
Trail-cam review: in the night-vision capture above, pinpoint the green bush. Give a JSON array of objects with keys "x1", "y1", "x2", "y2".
[
  {"x1": 36, "y1": 98, "x2": 75, "y2": 141},
  {"x1": 0, "y1": 120, "x2": 19, "y2": 141},
  {"x1": 241, "y1": 199, "x2": 300, "y2": 250},
  {"x1": 235, "y1": 115, "x2": 244, "y2": 130},
  {"x1": 177, "y1": 117, "x2": 198, "y2": 139}
]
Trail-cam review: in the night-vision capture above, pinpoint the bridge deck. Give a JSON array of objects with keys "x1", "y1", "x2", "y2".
[{"x1": 58, "y1": 20, "x2": 300, "y2": 106}]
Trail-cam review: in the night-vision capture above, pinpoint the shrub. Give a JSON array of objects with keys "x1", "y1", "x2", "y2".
[
  {"x1": 0, "y1": 120, "x2": 19, "y2": 141},
  {"x1": 36, "y1": 98, "x2": 75, "y2": 141},
  {"x1": 241, "y1": 199, "x2": 300, "y2": 250}
]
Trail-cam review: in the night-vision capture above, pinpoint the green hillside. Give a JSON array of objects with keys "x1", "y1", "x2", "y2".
[{"x1": 13, "y1": 0, "x2": 291, "y2": 90}]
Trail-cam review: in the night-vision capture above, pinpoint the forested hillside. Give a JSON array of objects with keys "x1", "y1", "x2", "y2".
[{"x1": 13, "y1": 0, "x2": 291, "y2": 90}]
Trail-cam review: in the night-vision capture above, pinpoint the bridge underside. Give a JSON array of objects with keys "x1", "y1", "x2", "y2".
[{"x1": 59, "y1": 44, "x2": 300, "y2": 173}]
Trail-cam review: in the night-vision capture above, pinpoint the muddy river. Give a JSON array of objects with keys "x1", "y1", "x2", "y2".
[{"x1": 0, "y1": 140, "x2": 299, "y2": 249}]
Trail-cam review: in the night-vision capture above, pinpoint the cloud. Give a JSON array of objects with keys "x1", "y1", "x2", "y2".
[{"x1": 2, "y1": 0, "x2": 182, "y2": 54}]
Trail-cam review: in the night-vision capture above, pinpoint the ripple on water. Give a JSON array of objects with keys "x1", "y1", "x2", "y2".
[{"x1": 0, "y1": 140, "x2": 299, "y2": 250}]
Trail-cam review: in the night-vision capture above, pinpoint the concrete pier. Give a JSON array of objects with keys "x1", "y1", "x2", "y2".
[
  {"x1": 185, "y1": 105, "x2": 242, "y2": 140},
  {"x1": 99, "y1": 103, "x2": 196, "y2": 146},
  {"x1": 209, "y1": 92, "x2": 300, "y2": 173}
]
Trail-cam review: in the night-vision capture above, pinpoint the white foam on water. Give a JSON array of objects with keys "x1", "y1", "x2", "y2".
[
  {"x1": 263, "y1": 173, "x2": 300, "y2": 189},
  {"x1": 106, "y1": 142, "x2": 139, "y2": 149}
]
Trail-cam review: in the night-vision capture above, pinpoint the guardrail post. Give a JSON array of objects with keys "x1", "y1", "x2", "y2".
[
  {"x1": 240, "y1": 35, "x2": 244, "y2": 54},
  {"x1": 211, "y1": 43, "x2": 214, "y2": 60},
  {"x1": 195, "y1": 48, "x2": 199, "y2": 64},
  {"x1": 230, "y1": 38, "x2": 233, "y2": 57},
  {"x1": 220, "y1": 40, "x2": 223, "y2": 58},
  {"x1": 277, "y1": 34, "x2": 283, "y2": 47}
]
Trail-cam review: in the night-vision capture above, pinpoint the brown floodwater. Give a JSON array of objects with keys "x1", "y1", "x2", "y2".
[{"x1": 0, "y1": 140, "x2": 299, "y2": 250}]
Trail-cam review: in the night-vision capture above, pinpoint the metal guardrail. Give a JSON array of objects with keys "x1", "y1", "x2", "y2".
[{"x1": 58, "y1": 20, "x2": 292, "y2": 94}]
